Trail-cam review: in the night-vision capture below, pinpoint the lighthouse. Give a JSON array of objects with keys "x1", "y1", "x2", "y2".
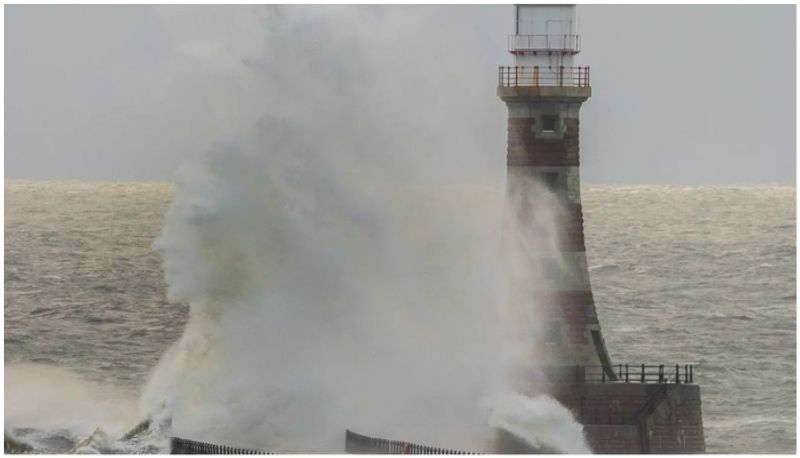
[
  {"x1": 498, "y1": 6, "x2": 706, "y2": 453},
  {"x1": 499, "y1": 4, "x2": 615, "y2": 378}
]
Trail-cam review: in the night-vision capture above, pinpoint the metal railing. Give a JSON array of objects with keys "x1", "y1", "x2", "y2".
[
  {"x1": 498, "y1": 66, "x2": 590, "y2": 88},
  {"x1": 579, "y1": 364, "x2": 695, "y2": 384},
  {"x1": 508, "y1": 34, "x2": 580, "y2": 53},
  {"x1": 345, "y1": 430, "x2": 476, "y2": 455},
  {"x1": 170, "y1": 437, "x2": 269, "y2": 454}
]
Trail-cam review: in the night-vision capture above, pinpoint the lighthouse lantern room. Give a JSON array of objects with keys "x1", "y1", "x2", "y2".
[{"x1": 502, "y1": 4, "x2": 587, "y2": 88}]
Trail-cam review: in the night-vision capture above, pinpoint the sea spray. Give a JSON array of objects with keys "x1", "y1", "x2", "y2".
[
  {"x1": 141, "y1": 139, "x2": 511, "y2": 451},
  {"x1": 485, "y1": 393, "x2": 591, "y2": 454},
  {"x1": 141, "y1": 136, "x2": 590, "y2": 453},
  {"x1": 3, "y1": 364, "x2": 164, "y2": 453},
  {"x1": 139, "y1": 5, "x2": 588, "y2": 453},
  {"x1": 4, "y1": 364, "x2": 139, "y2": 440}
]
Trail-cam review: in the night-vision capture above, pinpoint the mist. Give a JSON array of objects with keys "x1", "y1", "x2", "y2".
[{"x1": 137, "y1": 5, "x2": 587, "y2": 453}]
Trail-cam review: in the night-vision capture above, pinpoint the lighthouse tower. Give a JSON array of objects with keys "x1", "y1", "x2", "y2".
[
  {"x1": 497, "y1": 6, "x2": 705, "y2": 454},
  {"x1": 499, "y1": 4, "x2": 616, "y2": 379}
]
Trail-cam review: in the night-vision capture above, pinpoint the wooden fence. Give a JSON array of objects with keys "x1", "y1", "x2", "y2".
[
  {"x1": 170, "y1": 437, "x2": 269, "y2": 454},
  {"x1": 345, "y1": 430, "x2": 477, "y2": 455},
  {"x1": 172, "y1": 432, "x2": 476, "y2": 455}
]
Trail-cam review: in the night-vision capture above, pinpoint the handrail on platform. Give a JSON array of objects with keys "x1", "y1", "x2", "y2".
[
  {"x1": 575, "y1": 363, "x2": 694, "y2": 384},
  {"x1": 498, "y1": 66, "x2": 590, "y2": 88}
]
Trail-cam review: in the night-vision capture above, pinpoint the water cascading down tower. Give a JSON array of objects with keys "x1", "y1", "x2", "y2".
[{"x1": 499, "y1": 5, "x2": 706, "y2": 453}]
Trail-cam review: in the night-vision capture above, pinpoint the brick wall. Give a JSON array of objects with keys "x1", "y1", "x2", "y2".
[
  {"x1": 646, "y1": 384, "x2": 706, "y2": 453},
  {"x1": 547, "y1": 383, "x2": 706, "y2": 454},
  {"x1": 536, "y1": 292, "x2": 596, "y2": 345},
  {"x1": 584, "y1": 425, "x2": 641, "y2": 454}
]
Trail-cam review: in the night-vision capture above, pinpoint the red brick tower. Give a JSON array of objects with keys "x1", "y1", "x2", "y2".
[{"x1": 499, "y1": 4, "x2": 615, "y2": 379}]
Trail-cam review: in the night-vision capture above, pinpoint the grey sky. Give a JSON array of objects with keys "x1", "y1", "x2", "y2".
[{"x1": 5, "y1": 5, "x2": 796, "y2": 184}]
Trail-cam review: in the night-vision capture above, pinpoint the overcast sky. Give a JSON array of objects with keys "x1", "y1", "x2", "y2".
[{"x1": 5, "y1": 5, "x2": 796, "y2": 184}]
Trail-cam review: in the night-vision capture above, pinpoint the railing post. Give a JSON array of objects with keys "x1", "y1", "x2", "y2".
[
  {"x1": 676, "y1": 364, "x2": 680, "y2": 384},
  {"x1": 625, "y1": 364, "x2": 629, "y2": 383},
  {"x1": 558, "y1": 65, "x2": 564, "y2": 87},
  {"x1": 514, "y1": 66, "x2": 518, "y2": 87},
  {"x1": 659, "y1": 364, "x2": 664, "y2": 383},
  {"x1": 641, "y1": 363, "x2": 645, "y2": 383},
  {"x1": 690, "y1": 365, "x2": 693, "y2": 383},
  {"x1": 533, "y1": 65, "x2": 539, "y2": 86}
]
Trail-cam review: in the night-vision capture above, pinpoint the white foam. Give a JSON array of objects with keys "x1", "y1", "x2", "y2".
[{"x1": 485, "y1": 393, "x2": 591, "y2": 454}]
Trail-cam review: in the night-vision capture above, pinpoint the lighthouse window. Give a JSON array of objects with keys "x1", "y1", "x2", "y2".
[
  {"x1": 542, "y1": 115, "x2": 558, "y2": 132},
  {"x1": 541, "y1": 172, "x2": 559, "y2": 190}
]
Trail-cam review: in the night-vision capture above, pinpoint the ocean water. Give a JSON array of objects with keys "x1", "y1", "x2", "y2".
[{"x1": 4, "y1": 180, "x2": 796, "y2": 453}]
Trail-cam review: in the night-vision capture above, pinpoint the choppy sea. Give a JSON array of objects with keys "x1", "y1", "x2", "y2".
[{"x1": 4, "y1": 180, "x2": 796, "y2": 453}]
